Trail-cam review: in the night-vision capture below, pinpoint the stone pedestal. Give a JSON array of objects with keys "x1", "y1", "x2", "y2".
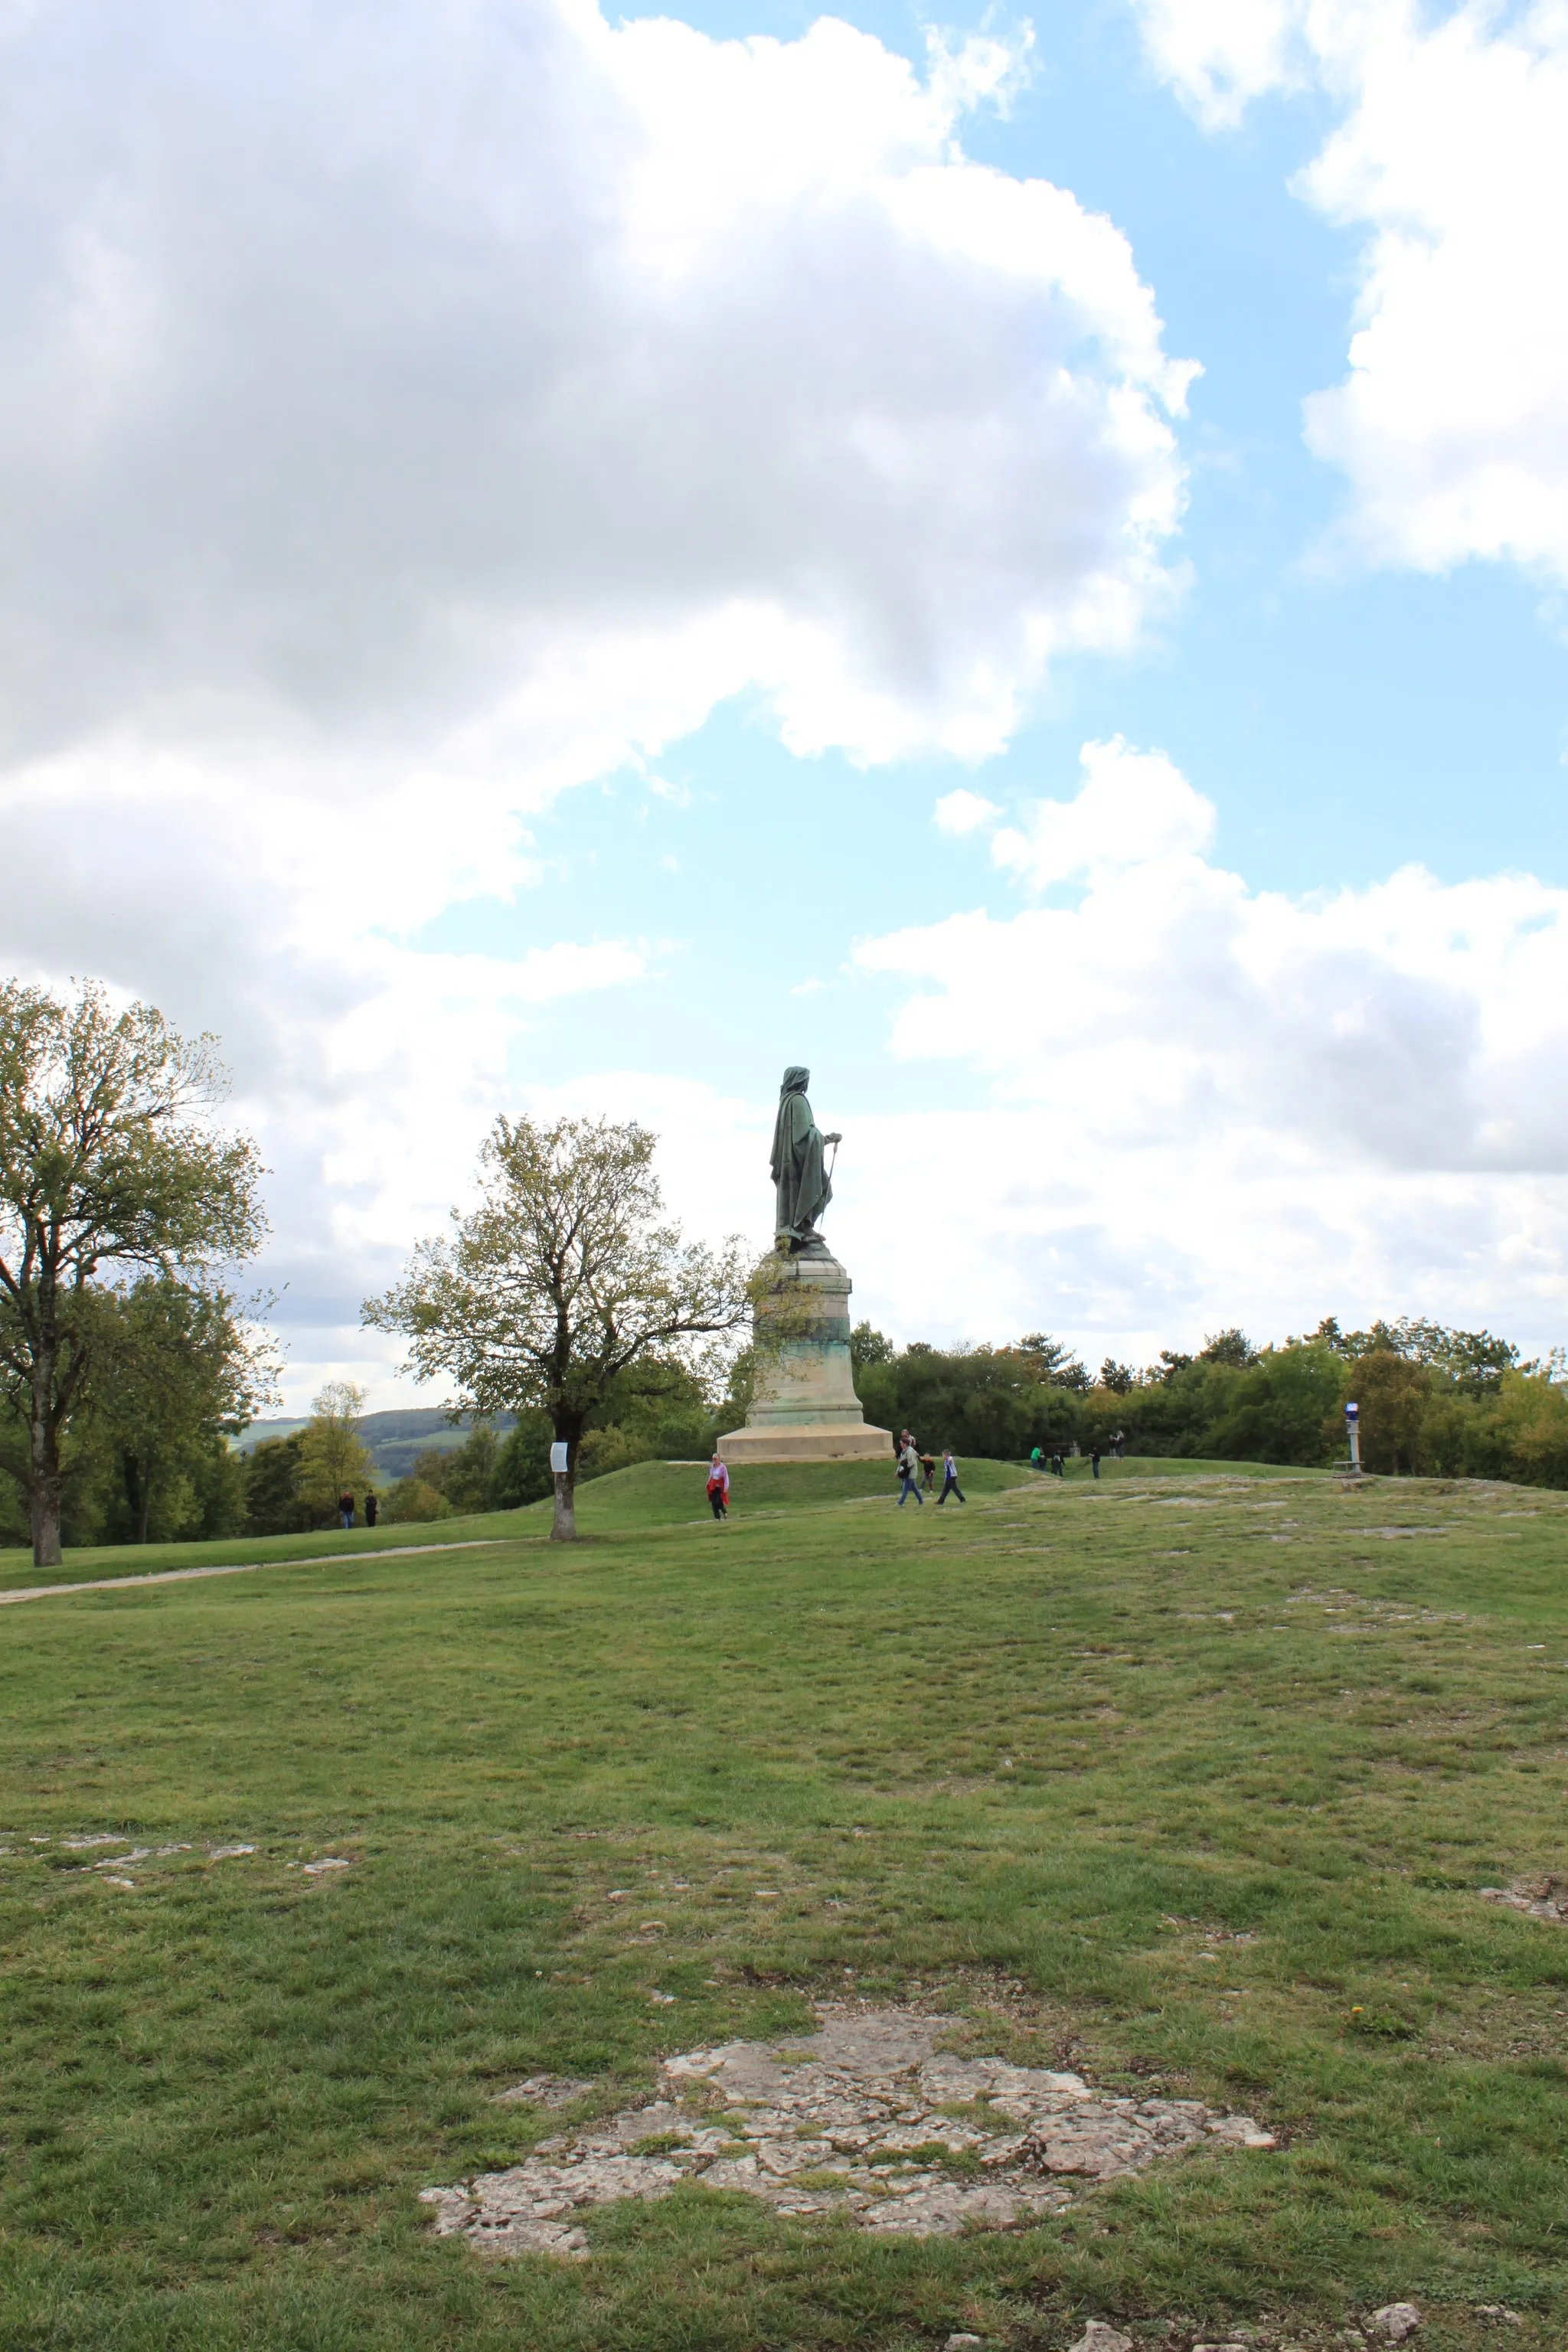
[{"x1": 717, "y1": 1246, "x2": 892, "y2": 1465}]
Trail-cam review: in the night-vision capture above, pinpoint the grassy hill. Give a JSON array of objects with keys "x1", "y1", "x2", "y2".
[{"x1": 2, "y1": 1462, "x2": 1563, "y2": 2351}]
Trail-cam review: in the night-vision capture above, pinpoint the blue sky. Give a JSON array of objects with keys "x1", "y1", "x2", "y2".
[{"x1": 5, "y1": 0, "x2": 1568, "y2": 1403}]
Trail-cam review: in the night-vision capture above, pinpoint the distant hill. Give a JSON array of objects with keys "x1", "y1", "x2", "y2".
[{"x1": 235, "y1": 1408, "x2": 516, "y2": 1484}]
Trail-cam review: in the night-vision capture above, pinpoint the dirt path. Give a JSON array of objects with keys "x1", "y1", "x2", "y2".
[{"x1": 0, "y1": 1540, "x2": 507, "y2": 1608}]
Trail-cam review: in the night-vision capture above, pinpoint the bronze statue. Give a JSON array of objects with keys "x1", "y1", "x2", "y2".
[{"x1": 771, "y1": 1066, "x2": 841, "y2": 1252}]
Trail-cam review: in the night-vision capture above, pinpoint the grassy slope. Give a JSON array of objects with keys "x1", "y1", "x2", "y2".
[
  {"x1": 2, "y1": 1466, "x2": 1565, "y2": 2352},
  {"x1": 0, "y1": 1454, "x2": 1305, "y2": 1589}
]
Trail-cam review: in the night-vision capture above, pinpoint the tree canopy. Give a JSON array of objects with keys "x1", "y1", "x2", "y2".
[
  {"x1": 364, "y1": 1114, "x2": 749, "y2": 1538},
  {"x1": 0, "y1": 981, "x2": 266, "y2": 1563}
]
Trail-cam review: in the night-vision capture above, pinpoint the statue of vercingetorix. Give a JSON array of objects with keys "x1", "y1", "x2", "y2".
[{"x1": 771, "y1": 1066, "x2": 841, "y2": 1252}]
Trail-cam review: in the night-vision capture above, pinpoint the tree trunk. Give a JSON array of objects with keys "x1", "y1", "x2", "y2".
[
  {"x1": 550, "y1": 1467, "x2": 578, "y2": 1542},
  {"x1": 30, "y1": 1350, "x2": 62, "y2": 1568}
]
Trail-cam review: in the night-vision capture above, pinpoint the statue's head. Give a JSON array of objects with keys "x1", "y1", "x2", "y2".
[{"x1": 781, "y1": 1064, "x2": 809, "y2": 1095}]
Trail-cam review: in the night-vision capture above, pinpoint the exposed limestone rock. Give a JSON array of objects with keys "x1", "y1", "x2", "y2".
[
  {"x1": 1480, "y1": 1874, "x2": 1568, "y2": 1922},
  {"x1": 425, "y1": 2005, "x2": 1276, "y2": 2260},
  {"x1": 495, "y1": 2074, "x2": 596, "y2": 2109},
  {"x1": 1369, "y1": 2307, "x2": 1421, "y2": 2344}
]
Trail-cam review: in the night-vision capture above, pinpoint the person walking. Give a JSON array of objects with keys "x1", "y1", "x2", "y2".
[
  {"x1": 338, "y1": 1490, "x2": 355, "y2": 1529},
  {"x1": 706, "y1": 1454, "x2": 730, "y2": 1520},
  {"x1": 896, "y1": 1436, "x2": 924, "y2": 1506},
  {"x1": 1089, "y1": 1447, "x2": 1101, "y2": 1481},
  {"x1": 1050, "y1": 1450, "x2": 1064, "y2": 1478},
  {"x1": 936, "y1": 1446, "x2": 965, "y2": 1504},
  {"x1": 921, "y1": 1451, "x2": 936, "y2": 1493},
  {"x1": 1030, "y1": 1444, "x2": 1043, "y2": 1473},
  {"x1": 364, "y1": 1490, "x2": 378, "y2": 1528}
]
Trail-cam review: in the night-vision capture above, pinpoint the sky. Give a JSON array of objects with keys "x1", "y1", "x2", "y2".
[{"x1": 4, "y1": 0, "x2": 1568, "y2": 1409}]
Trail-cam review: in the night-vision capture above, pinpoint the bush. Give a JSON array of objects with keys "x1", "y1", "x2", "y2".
[{"x1": 381, "y1": 1476, "x2": 452, "y2": 1525}]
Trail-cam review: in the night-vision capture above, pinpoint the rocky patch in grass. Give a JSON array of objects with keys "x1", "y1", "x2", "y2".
[
  {"x1": 1480, "y1": 1873, "x2": 1568, "y2": 1922},
  {"x1": 423, "y1": 2004, "x2": 1275, "y2": 2259}
]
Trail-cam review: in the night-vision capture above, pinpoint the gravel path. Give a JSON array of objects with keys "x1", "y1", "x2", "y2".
[{"x1": 0, "y1": 1540, "x2": 506, "y2": 1607}]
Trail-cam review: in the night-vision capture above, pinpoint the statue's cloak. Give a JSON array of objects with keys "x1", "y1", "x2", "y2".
[{"x1": 771, "y1": 1065, "x2": 831, "y2": 1242}]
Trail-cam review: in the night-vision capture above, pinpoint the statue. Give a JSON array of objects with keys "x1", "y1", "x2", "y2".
[
  {"x1": 770, "y1": 1066, "x2": 841, "y2": 1252},
  {"x1": 717, "y1": 1063, "x2": 889, "y2": 1462}
]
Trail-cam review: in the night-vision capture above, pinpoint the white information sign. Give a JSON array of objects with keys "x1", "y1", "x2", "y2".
[{"x1": 549, "y1": 1441, "x2": 570, "y2": 1475}]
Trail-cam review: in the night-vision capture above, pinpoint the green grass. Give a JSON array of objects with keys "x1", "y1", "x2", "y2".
[
  {"x1": 0, "y1": 1452, "x2": 1305, "y2": 1589},
  {"x1": 3, "y1": 1463, "x2": 1566, "y2": 2351}
]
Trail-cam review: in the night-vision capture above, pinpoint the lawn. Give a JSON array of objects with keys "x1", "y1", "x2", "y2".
[{"x1": 2, "y1": 1462, "x2": 1566, "y2": 2352}]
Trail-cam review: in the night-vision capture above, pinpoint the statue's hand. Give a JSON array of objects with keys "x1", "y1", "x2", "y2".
[{"x1": 824, "y1": 1131, "x2": 842, "y2": 1144}]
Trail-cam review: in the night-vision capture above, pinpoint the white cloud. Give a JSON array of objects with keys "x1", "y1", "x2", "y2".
[
  {"x1": 0, "y1": 0, "x2": 1197, "y2": 1403},
  {"x1": 991, "y1": 735, "x2": 1214, "y2": 886},
  {"x1": 0, "y1": 0, "x2": 1193, "y2": 783},
  {"x1": 933, "y1": 788, "x2": 1001, "y2": 836},
  {"x1": 1132, "y1": 0, "x2": 1305, "y2": 128},
  {"x1": 1132, "y1": 0, "x2": 1568, "y2": 581},
  {"x1": 849, "y1": 740, "x2": 1568, "y2": 1360}
]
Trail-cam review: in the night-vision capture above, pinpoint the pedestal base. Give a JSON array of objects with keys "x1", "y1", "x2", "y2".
[
  {"x1": 717, "y1": 1419, "x2": 893, "y2": 1465},
  {"x1": 719, "y1": 1243, "x2": 891, "y2": 1466}
]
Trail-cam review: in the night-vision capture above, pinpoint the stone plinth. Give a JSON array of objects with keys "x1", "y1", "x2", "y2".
[{"x1": 718, "y1": 1246, "x2": 892, "y2": 1465}]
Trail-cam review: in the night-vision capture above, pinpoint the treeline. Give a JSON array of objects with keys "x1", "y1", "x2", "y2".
[
  {"x1": 848, "y1": 1317, "x2": 1568, "y2": 1486},
  {"x1": 230, "y1": 1361, "x2": 716, "y2": 1535}
]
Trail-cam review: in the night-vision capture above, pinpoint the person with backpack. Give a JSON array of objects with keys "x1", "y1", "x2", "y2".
[
  {"x1": 896, "y1": 1436, "x2": 923, "y2": 1506},
  {"x1": 706, "y1": 1454, "x2": 730, "y2": 1520},
  {"x1": 364, "y1": 1490, "x2": 378, "y2": 1528},
  {"x1": 936, "y1": 1447, "x2": 965, "y2": 1505}
]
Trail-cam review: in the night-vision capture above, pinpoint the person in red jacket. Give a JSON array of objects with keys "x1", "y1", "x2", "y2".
[{"x1": 705, "y1": 1454, "x2": 730, "y2": 1520}]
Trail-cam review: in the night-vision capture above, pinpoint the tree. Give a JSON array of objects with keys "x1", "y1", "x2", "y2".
[
  {"x1": 1199, "y1": 1328, "x2": 1258, "y2": 1369},
  {"x1": 90, "y1": 1276, "x2": 276, "y2": 1543},
  {"x1": 1345, "y1": 1351, "x2": 1432, "y2": 1474},
  {"x1": 244, "y1": 1434, "x2": 312, "y2": 1536},
  {"x1": 0, "y1": 981, "x2": 266, "y2": 1565},
  {"x1": 364, "y1": 1115, "x2": 749, "y2": 1540},
  {"x1": 1018, "y1": 1334, "x2": 1090, "y2": 1390},
  {"x1": 1098, "y1": 1357, "x2": 1138, "y2": 1394},
  {"x1": 299, "y1": 1380, "x2": 374, "y2": 1518},
  {"x1": 851, "y1": 1322, "x2": 895, "y2": 1374}
]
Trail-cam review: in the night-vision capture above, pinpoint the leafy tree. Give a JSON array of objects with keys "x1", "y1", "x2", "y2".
[
  {"x1": 1488, "y1": 1370, "x2": 1568, "y2": 1486},
  {"x1": 299, "y1": 1380, "x2": 374, "y2": 1518},
  {"x1": 89, "y1": 1276, "x2": 276, "y2": 1543},
  {"x1": 1199, "y1": 1328, "x2": 1258, "y2": 1369},
  {"x1": 492, "y1": 1412, "x2": 554, "y2": 1508},
  {"x1": 364, "y1": 1115, "x2": 749, "y2": 1540},
  {"x1": 1098, "y1": 1358, "x2": 1138, "y2": 1394},
  {"x1": 1203, "y1": 1341, "x2": 1344, "y2": 1466},
  {"x1": 850, "y1": 1322, "x2": 895, "y2": 1374},
  {"x1": 1018, "y1": 1334, "x2": 1089, "y2": 1390},
  {"x1": 382, "y1": 1475, "x2": 451, "y2": 1525},
  {"x1": 0, "y1": 981, "x2": 266, "y2": 1563},
  {"x1": 438, "y1": 1426, "x2": 501, "y2": 1514},
  {"x1": 1344, "y1": 1351, "x2": 1432, "y2": 1474},
  {"x1": 243, "y1": 1434, "x2": 312, "y2": 1536}
]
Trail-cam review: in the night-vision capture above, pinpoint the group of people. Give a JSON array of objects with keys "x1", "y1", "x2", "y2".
[
  {"x1": 701, "y1": 1439, "x2": 966, "y2": 1516},
  {"x1": 894, "y1": 1432, "x2": 965, "y2": 1507},
  {"x1": 338, "y1": 1491, "x2": 379, "y2": 1529},
  {"x1": 1028, "y1": 1429, "x2": 1127, "y2": 1481}
]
